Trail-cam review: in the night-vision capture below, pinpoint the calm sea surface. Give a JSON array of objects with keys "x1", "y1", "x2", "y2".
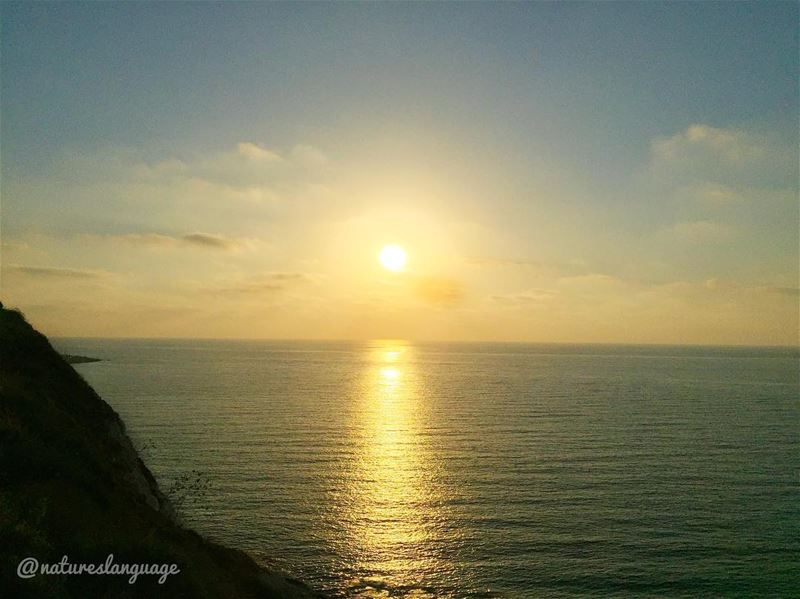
[{"x1": 57, "y1": 339, "x2": 799, "y2": 597}]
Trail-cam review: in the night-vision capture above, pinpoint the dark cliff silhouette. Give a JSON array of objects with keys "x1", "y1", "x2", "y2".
[{"x1": 0, "y1": 304, "x2": 322, "y2": 598}]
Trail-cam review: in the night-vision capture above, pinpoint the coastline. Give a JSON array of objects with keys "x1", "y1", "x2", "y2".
[{"x1": 0, "y1": 305, "x2": 324, "y2": 598}]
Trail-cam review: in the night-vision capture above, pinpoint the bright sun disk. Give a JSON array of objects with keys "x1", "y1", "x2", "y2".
[{"x1": 379, "y1": 244, "x2": 407, "y2": 272}]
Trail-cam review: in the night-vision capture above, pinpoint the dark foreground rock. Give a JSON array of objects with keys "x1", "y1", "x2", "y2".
[{"x1": 0, "y1": 305, "x2": 324, "y2": 598}]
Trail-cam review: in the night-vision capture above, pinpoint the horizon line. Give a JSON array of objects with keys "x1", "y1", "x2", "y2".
[{"x1": 50, "y1": 334, "x2": 800, "y2": 350}]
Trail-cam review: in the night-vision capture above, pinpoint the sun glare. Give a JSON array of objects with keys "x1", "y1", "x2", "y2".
[{"x1": 379, "y1": 244, "x2": 407, "y2": 272}]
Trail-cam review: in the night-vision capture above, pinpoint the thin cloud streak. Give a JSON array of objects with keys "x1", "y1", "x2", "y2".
[
  {"x1": 84, "y1": 232, "x2": 252, "y2": 252},
  {"x1": 4, "y1": 265, "x2": 112, "y2": 279}
]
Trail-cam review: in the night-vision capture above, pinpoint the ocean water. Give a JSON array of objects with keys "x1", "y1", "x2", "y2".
[{"x1": 57, "y1": 339, "x2": 799, "y2": 597}]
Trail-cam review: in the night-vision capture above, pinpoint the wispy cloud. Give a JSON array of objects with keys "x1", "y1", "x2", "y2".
[
  {"x1": 237, "y1": 142, "x2": 284, "y2": 163},
  {"x1": 649, "y1": 123, "x2": 795, "y2": 188},
  {"x1": 491, "y1": 288, "x2": 558, "y2": 304},
  {"x1": 414, "y1": 276, "x2": 464, "y2": 307},
  {"x1": 652, "y1": 124, "x2": 765, "y2": 165},
  {"x1": 4, "y1": 265, "x2": 112, "y2": 279},
  {"x1": 205, "y1": 272, "x2": 310, "y2": 296},
  {"x1": 51, "y1": 140, "x2": 328, "y2": 191},
  {"x1": 91, "y1": 232, "x2": 250, "y2": 252},
  {"x1": 181, "y1": 233, "x2": 242, "y2": 251}
]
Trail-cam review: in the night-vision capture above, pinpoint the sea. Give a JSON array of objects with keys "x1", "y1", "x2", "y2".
[{"x1": 56, "y1": 338, "x2": 799, "y2": 597}]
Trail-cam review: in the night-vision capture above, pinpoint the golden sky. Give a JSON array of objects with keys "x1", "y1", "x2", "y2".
[{"x1": 1, "y1": 3, "x2": 798, "y2": 345}]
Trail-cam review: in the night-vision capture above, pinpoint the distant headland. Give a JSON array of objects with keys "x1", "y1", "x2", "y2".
[{"x1": 62, "y1": 353, "x2": 103, "y2": 364}]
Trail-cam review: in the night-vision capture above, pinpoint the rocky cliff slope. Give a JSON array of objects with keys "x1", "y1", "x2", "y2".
[{"x1": 0, "y1": 305, "x2": 322, "y2": 598}]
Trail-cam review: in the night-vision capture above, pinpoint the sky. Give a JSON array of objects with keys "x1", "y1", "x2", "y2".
[{"x1": 1, "y1": 2, "x2": 798, "y2": 344}]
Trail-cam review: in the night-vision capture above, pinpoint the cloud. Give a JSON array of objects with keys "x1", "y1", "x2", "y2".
[
  {"x1": 133, "y1": 158, "x2": 189, "y2": 180},
  {"x1": 649, "y1": 124, "x2": 796, "y2": 188},
  {"x1": 8, "y1": 140, "x2": 340, "y2": 247},
  {"x1": 491, "y1": 288, "x2": 558, "y2": 304},
  {"x1": 205, "y1": 272, "x2": 310, "y2": 297},
  {"x1": 652, "y1": 124, "x2": 765, "y2": 165},
  {"x1": 91, "y1": 232, "x2": 249, "y2": 251},
  {"x1": 52, "y1": 141, "x2": 326, "y2": 190},
  {"x1": 180, "y1": 232, "x2": 242, "y2": 251},
  {"x1": 233, "y1": 141, "x2": 327, "y2": 171},
  {"x1": 236, "y1": 142, "x2": 284, "y2": 163},
  {"x1": 414, "y1": 276, "x2": 464, "y2": 307},
  {"x1": 664, "y1": 220, "x2": 737, "y2": 244},
  {"x1": 4, "y1": 265, "x2": 111, "y2": 279}
]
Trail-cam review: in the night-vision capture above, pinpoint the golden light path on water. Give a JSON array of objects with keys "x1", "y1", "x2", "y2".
[{"x1": 338, "y1": 340, "x2": 448, "y2": 598}]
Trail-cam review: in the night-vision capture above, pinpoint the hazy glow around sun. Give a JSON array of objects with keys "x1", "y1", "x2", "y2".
[{"x1": 379, "y1": 244, "x2": 407, "y2": 272}]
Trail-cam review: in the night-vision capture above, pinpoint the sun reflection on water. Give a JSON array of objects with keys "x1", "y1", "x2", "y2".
[{"x1": 338, "y1": 340, "x2": 444, "y2": 597}]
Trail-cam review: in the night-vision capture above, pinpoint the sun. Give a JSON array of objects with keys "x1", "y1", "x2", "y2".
[{"x1": 378, "y1": 244, "x2": 407, "y2": 272}]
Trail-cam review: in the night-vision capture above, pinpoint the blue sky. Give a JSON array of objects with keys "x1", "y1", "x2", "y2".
[
  {"x1": 4, "y1": 3, "x2": 796, "y2": 171},
  {"x1": 1, "y1": 2, "x2": 798, "y2": 343}
]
